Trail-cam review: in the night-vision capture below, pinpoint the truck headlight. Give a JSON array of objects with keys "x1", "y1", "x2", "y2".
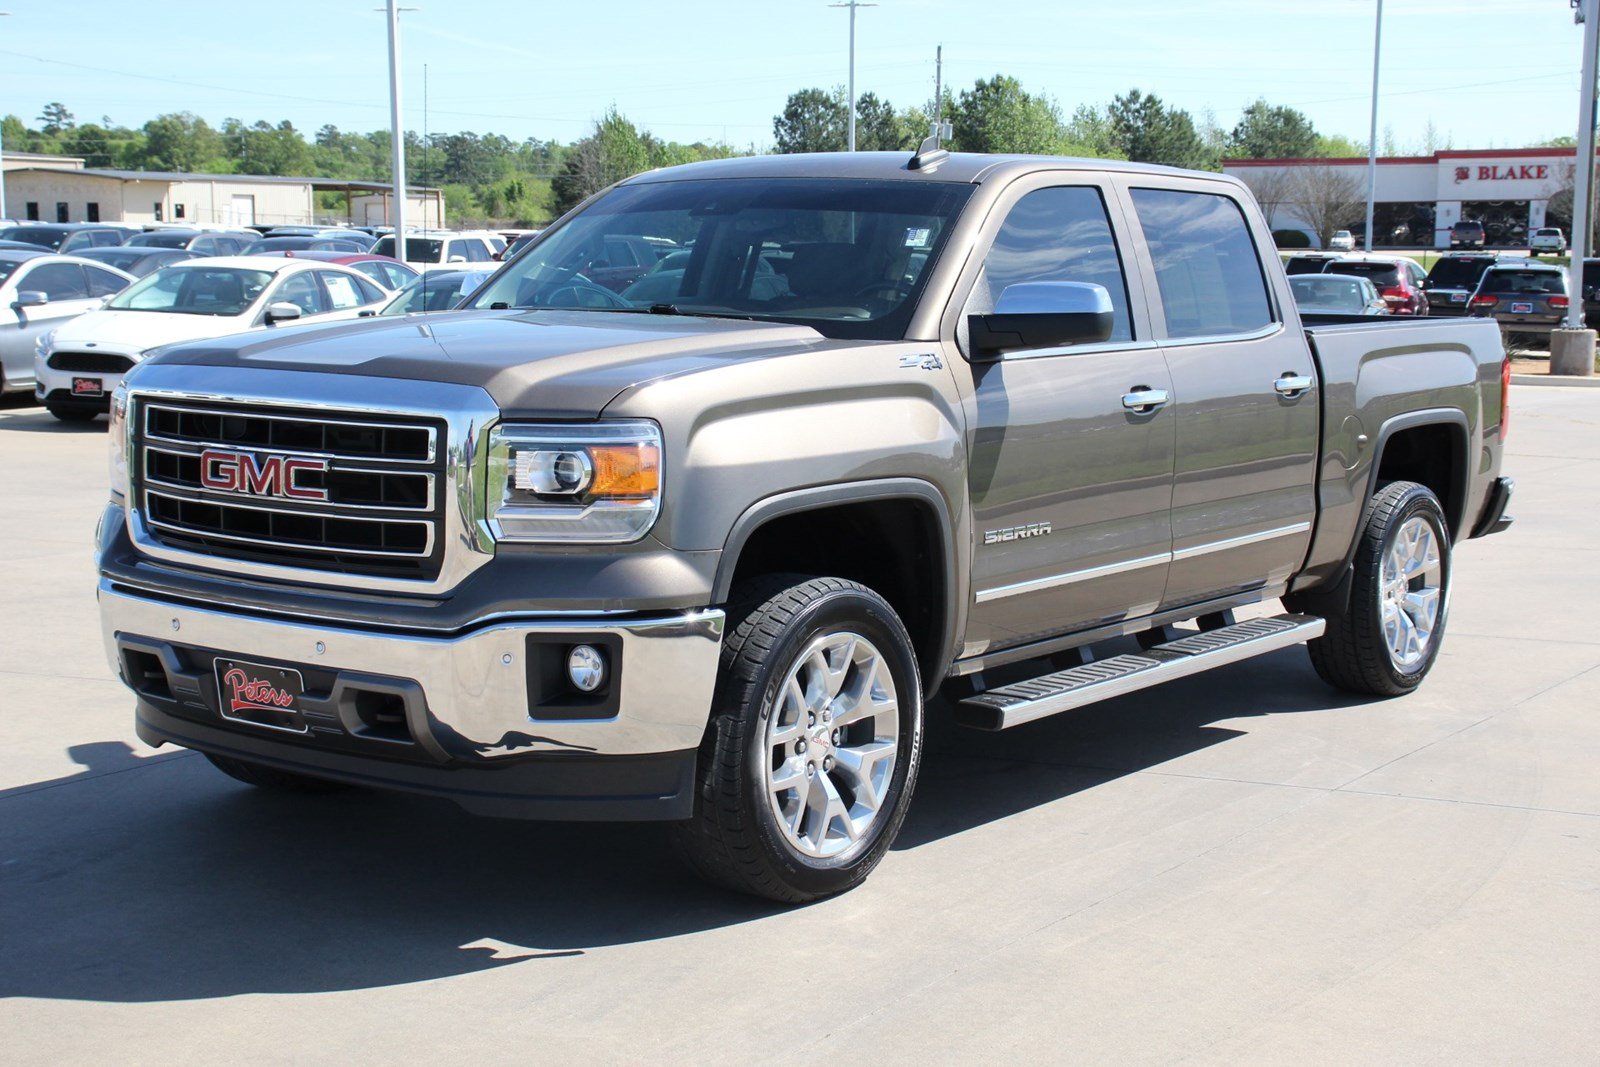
[
  {"x1": 108, "y1": 383, "x2": 131, "y2": 502},
  {"x1": 486, "y1": 421, "x2": 661, "y2": 543}
]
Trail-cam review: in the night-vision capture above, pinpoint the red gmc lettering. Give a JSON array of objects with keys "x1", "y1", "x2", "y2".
[{"x1": 198, "y1": 449, "x2": 329, "y2": 501}]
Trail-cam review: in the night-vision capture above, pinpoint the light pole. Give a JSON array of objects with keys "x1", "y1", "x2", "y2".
[
  {"x1": 379, "y1": 4, "x2": 419, "y2": 257},
  {"x1": 0, "y1": 12, "x2": 11, "y2": 220},
  {"x1": 1363, "y1": 0, "x2": 1382, "y2": 252},
  {"x1": 1552, "y1": 0, "x2": 1599, "y2": 377},
  {"x1": 829, "y1": 1, "x2": 876, "y2": 151}
]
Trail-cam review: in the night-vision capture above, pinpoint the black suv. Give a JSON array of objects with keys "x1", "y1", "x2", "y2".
[{"x1": 1424, "y1": 253, "x2": 1498, "y2": 316}]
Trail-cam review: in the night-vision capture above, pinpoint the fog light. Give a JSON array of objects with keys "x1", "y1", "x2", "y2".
[{"x1": 567, "y1": 645, "x2": 606, "y2": 693}]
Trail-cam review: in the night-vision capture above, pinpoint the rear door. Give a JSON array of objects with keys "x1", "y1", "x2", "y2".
[
  {"x1": 953, "y1": 178, "x2": 1175, "y2": 655},
  {"x1": 1119, "y1": 180, "x2": 1319, "y2": 612}
]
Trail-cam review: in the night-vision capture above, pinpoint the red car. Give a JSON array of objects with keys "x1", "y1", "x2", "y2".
[
  {"x1": 249, "y1": 249, "x2": 419, "y2": 292},
  {"x1": 1326, "y1": 256, "x2": 1431, "y2": 316}
]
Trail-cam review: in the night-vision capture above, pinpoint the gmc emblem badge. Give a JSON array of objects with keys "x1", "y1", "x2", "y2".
[{"x1": 199, "y1": 448, "x2": 330, "y2": 502}]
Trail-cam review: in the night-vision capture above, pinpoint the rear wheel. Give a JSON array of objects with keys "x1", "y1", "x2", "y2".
[
  {"x1": 672, "y1": 575, "x2": 923, "y2": 903},
  {"x1": 1306, "y1": 481, "x2": 1452, "y2": 696},
  {"x1": 204, "y1": 753, "x2": 350, "y2": 794}
]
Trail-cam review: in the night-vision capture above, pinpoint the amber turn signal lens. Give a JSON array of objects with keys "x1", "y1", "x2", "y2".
[{"x1": 587, "y1": 443, "x2": 660, "y2": 497}]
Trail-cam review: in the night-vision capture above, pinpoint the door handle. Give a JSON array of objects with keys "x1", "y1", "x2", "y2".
[
  {"x1": 1274, "y1": 373, "x2": 1314, "y2": 397},
  {"x1": 1121, "y1": 387, "x2": 1170, "y2": 413}
]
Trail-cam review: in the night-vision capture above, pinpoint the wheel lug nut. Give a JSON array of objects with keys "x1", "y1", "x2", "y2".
[
  {"x1": 806, "y1": 765, "x2": 815, "y2": 777},
  {"x1": 796, "y1": 740, "x2": 806, "y2": 753},
  {"x1": 807, "y1": 712, "x2": 816, "y2": 726},
  {"x1": 832, "y1": 729, "x2": 840, "y2": 744},
  {"x1": 824, "y1": 756, "x2": 834, "y2": 771}
]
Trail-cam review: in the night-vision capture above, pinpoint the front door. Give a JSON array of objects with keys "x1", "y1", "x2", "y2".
[
  {"x1": 1121, "y1": 183, "x2": 1318, "y2": 610},
  {"x1": 4, "y1": 262, "x2": 103, "y2": 387},
  {"x1": 957, "y1": 182, "x2": 1175, "y2": 656}
]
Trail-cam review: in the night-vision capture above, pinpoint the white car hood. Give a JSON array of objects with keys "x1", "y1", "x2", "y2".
[{"x1": 49, "y1": 309, "x2": 252, "y2": 354}]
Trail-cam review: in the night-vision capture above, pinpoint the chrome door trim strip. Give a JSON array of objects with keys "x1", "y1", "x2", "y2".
[
  {"x1": 974, "y1": 522, "x2": 1311, "y2": 604},
  {"x1": 1170, "y1": 521, "x2": 1311, "y2": 562},
  {"x1": 975, "y1": 551, "x2": 1169, "y2": 605}
]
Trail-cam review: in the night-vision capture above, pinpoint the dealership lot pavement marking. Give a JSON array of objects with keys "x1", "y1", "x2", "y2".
[{"x1": 1, "y1": 386, "x2": 1596, "y2": 1061}]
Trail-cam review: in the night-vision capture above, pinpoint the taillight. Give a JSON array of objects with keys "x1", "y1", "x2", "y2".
[
  {"x1": 1550, "y1": 295, "x2": 1569, "y2": 309},
  {"x1": 1470, "y1": 295, "x2": 1499, "y2": 307},
  {"x1": 1500, "y1": 356, "x2": 1512, "y2": 441}
]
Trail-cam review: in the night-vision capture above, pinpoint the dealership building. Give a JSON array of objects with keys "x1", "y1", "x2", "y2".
[
  {"x1": 2, "y1": 151, "x2": 443, "y2": 229},
  {"x1": 1222, "y1": 147, "x2": 1588, "y2": 248}
]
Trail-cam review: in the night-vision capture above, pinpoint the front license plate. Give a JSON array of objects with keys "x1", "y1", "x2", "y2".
[
  {"x1": 214, "y1": 657, "x2": 308, "y2": 733},
  {"x1": 71, "y1": 377, "x2": 103, "y2": 397},
  {"x1": 1511, "y1": 301, "x2": 1534, "y2": 314}
]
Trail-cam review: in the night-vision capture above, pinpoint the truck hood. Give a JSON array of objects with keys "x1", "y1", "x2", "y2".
[
  {"x1": 52, "y1": 309, "x2": 251, "y2": 354},
  {"x1": 140, "y1": 309, "x2": 833, "y2": 416}
]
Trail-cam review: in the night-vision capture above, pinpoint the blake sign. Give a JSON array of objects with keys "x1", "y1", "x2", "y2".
[{"x1": 1455, "y1": 163, "x2": 1550, "y2": 184}]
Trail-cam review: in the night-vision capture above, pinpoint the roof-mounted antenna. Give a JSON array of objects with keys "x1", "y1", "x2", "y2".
[{"x1": 909, "y1": 131, "x2": 950, "y2": 171}]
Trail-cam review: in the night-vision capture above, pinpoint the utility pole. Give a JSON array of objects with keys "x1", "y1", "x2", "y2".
[
  {"x1": 1363, "y1": 0, "x2": 1382, "y2": 252},
  {"x1": 934, "y1": 44, "x2": 942, "y2": 144},
  {"x1": 422, "y1": 62, "x2": 429, "y2": 193},
  {"x1": 829, "y1": 1, "x2": 876, "y2": 151}
]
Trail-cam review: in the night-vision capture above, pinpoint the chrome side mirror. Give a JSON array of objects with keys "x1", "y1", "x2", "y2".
[{"x1": 968, "y1": 281, "x2": 1115, "y2": 358}]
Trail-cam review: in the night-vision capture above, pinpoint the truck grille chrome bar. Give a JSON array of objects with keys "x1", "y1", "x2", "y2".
[{"x1": 136, "y1": 399, "x2": 447, "y2": 580}]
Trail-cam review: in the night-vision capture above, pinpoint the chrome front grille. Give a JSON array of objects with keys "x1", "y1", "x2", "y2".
[{"x1": 135, "y1": 400, "x2": 447, "y2": 580}]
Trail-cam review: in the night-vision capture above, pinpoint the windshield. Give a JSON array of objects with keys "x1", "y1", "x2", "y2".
[
  {"x1": 466, "y1": 177, "x2": 974, "y2": 340},
  {"x1": 0, "y1": 227, "x2": 67, "y2": 250},
  {"x1": 1481, "y1": 269, "x2": 1565, "y2": 295},
  {"x1": 373, "y1": 236, "x2": 446, "y2": 262},
  {"x1": 106, "y1": 266, "x2": 272, "y2": 315},
  {"x1": 1330, "y1": 261, "x2": 1400, "y2": 287},
  {"x1": 380, "y1": 271, "x2": 492, "y2": 315},
  {"x1": 128, "y1": 231, "x2": 193, "y2": 248},
  {"x1": 1536, "y1": 228, "x2": 1561, "y2": 237},
  {"x1": 1426, "y1": 257, "x2": 1493, "y2": 289},
  {"x1": 1290, "y1": 275, "x2": 1368, "y2": 309}
]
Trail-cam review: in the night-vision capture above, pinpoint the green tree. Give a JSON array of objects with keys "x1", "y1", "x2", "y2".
[
  {"x1": 550, "y1": 108, "x2": 654, "y2": 216},
  {"x1": 773, "y1": 88, "x2": 848, "y2": 153},
  {"x1": 1313, "y1": 133, "x2": 1365, "y2": 157},
  {"x1": 1106, "y1": 89, "x2": 1210, "y2": 169},
  {"x1": 950, "y1": 75, "x2": 1065, "y2": 155},
  {"x1": 1228, "y1": 99, "x2": 1318, "y2": 159},
  {"x1": 141, "y1": 113, "x2": 222, "y2": 172},
  {"x1": 225, "y1": 119, "x2": 313, "y2": 175},
  {"x1": 855, "y1": 92, "x2": 909, "y2": 151},
  {"x1": 37, "y1": 102, "x2": 74, "y2": 135}
]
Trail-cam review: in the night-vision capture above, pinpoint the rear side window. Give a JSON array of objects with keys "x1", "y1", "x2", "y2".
[
  {"x1": 974, "y1": 186, "x2": 1134, "y2": 343},
  {"x1": 1130, "y1": 188, "x2": 1273, "y2": 339},
  {"x1": 85, "y1": 266, "x2": 128, "y2": 297}
]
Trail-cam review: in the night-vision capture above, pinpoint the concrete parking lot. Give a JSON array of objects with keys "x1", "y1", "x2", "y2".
[{"x1": 0, "y1": 385, "x2": 1596, "y2": 1063}]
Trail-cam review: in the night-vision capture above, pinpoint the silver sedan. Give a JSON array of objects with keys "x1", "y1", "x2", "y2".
[{"x1": 0, "y1": 250, "x2": 134, "y2": 396}]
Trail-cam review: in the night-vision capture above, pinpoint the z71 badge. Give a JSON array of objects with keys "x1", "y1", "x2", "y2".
[{"x1": 984, "y1": 521, "x2": 1052, "y2": 545}]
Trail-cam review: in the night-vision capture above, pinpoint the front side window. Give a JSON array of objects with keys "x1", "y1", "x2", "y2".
[
  {"x1": 107, "y1": 267, "x2": 272, "y2": 315},
  {"x1": 1130, "y1": 187, "x2": 1274, "y2": 339},
  {"x1": 969, "y1": 186, "x2": 1134, "y2": 343},
  {"x1": 467, "y1": 177, "x2": 974, "y2": 341},
  {"x1": 272, "y1": 272, "x2": 330, "y2": 316},
  {"x1": 18, "y1": 262, "x2": 88, "y2": 300}
]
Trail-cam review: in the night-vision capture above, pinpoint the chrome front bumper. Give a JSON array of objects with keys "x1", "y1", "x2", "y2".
[{"x1": 99, "y1": 579, "x2": 725, "y2": 759}]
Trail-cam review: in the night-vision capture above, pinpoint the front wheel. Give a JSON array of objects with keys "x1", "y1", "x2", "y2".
[
  {"x1": 1306, "y1": 481, "x2": 1452, "y2": 696},
  {"x1": 672, "y1": 576, "x2": 923, "y2": 903}
]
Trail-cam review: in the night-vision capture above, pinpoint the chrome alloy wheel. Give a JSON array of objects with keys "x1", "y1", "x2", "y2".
[
  {"x1": 764, "y1": 631, "x2": 900, "y2": 860},
  {"x1": 1380, "y1": 515, "x2": 1443, "y2": 669}
]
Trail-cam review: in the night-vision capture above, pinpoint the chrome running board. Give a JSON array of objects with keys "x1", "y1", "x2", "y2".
[{"x1": 954, "y1": 614, "x2": 1325, "y2": 731}]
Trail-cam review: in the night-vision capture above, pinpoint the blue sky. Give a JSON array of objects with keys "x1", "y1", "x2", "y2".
[{"x1": 0, "y1": 0, "x2": 1586, "y2": 152}]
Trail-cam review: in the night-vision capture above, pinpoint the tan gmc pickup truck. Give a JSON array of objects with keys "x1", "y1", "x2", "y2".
[{"x1": 97, "y1": 148, "x2": 1513, "y2": 902}]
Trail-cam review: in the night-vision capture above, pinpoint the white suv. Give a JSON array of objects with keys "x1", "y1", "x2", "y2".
[
  {"x1": 371, "y1": 231, "x2": 499, "y2": 272},
  {"x1": 1329, "y1": 229, "x2": 1356, "y2": 251},
  {"x1": 1529, "y1": 227, "x2": 1567, "y2": 256}
]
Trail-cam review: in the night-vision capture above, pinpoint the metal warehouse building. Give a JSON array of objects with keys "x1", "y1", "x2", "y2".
[
  {"x1": 2, "y1": 155, "x2": 443, "y2": 229},
  {"x1": 1223, "y1": 147, "x2": 1590, "y2": 249}
]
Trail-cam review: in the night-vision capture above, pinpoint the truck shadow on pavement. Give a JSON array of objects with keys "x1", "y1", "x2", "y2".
[
  {"x1": 0, "y1": 649, "x2": 1365, "y2": 1003},
  {"x1": 0, "y1": 404, "x2": 105, "y2": 432}
]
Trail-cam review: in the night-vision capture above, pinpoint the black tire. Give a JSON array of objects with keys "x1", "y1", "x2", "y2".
[
  {"x1": 671, "y1": 575, "x2": 924, "y2": 903},
  {"x1": 1306, "y1": 481, "x2": 1452, "y2": 696},
  {"x1": 46, "y1": 404, "x2": 98, "y2": 423},
  {"x1": 204, "y1": 753, "x2": 350, "y2": 794}
]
